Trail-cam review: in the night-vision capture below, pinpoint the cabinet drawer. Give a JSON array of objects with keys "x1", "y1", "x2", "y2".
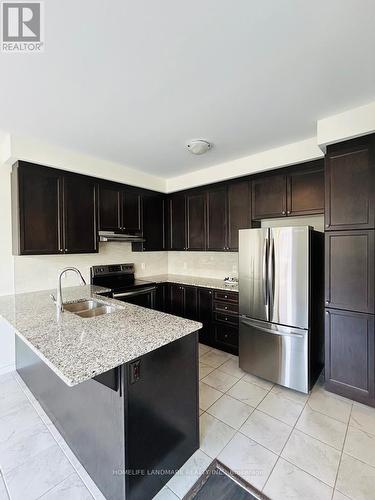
[
  {"x1": 214, "y1": 312, "x2": 239, "y2": 326},
  {"x1": 213, "y1": 301, "x2": 238, "y2": 314},
  {"x1": 214, "y1": 325, "x2": 238, "y2": 348},
  {"x1": 214, "y1": 290, "x2": 238, "y2": 303}
]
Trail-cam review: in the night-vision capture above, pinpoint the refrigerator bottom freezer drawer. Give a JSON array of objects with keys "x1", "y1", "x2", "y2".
[{"x1": 239, "y1": 318, "x2": 309, "y2": 394}]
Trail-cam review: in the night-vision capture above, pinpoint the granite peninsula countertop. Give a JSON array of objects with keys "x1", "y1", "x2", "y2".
[
  {"x1": 139, "y1": 274, "x2": 239, "y2": 293},
  {"x1": 0, "y1": 285, "x2": 202, "y2": 387}
]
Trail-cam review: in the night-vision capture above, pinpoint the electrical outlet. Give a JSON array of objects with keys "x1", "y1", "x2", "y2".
[
  {"x1": 183, "y1": 262, "x2": 187, "y2": 270},
  {"x1": 141, "y1": 263, "x2": 145, "y2": 270}
]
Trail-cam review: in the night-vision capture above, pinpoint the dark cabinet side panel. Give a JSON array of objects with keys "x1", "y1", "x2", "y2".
[
  {"x1": 13, "y1": 164, "x2": 62, "y2": 255},
  {"x1": 287, "y1": 163, "x2": 324, "y2": 216},
  {"x1": 122, "y1": 189, "x2": 142, "y2": 232},
  {"x1": 186, "y1": 192, "x2": 206, "y2": 250},
  {"x1": 206, "y1": 186, "x2": 227, "y2": 251},
  {"x1": 168, "y1": 194, "x2": 186, "y2": 250},
  {"x1": 227, "y1": 181, "x2": 251, "y2": 251},
  {"x1": 99, "y1": 183, "x2": 122, "y2": 231},
  {"x1": 63, "y1": 175, "x2": 98, "y2": 253},
  {"x1": 325, "y1": 136, "x2": 375, "y2": 230},
  {"x1": 325, "y1": 231, "x2": 374, "y2": 314},
  {"x1": 197, "y1": 288, "x2": 213, "y2": 346},
  {"x1": 141, "y1": 194, "x2": 165, "y2": 251},
  {"x1": 325, "y1": 309, "x2": 375, "y2": 405},
  {"x1": 252, "y1": 174, "x2": 287, "y2": 220}
]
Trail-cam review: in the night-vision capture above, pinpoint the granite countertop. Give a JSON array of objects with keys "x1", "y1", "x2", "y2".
[
  {"x1": 139, "y1": 274, "x2": 239, "y2": 293},
  {"x1": 0, "y1": 285, "x2": 202, "y2": 387}
]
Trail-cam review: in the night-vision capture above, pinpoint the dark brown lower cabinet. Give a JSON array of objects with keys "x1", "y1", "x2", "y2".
[
  {"x1": 158, "y1": 283, "x2": 239, "y2": 354},
  {"x1": 325, "y1": 308, "x2": 375, "y2": 406},
  {"x1": 213, "y1": 325, "x2": 238, "y2": 355}
]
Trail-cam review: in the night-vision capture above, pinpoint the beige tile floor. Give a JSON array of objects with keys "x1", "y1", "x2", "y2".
[{"x1": 1, "y1": 345, "x2": 375, "y2": 499}]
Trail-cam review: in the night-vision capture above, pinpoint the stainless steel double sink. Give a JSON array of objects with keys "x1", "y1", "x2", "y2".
[{"x1": 64, "y1": 300, "x2": 117, "y2": 319}]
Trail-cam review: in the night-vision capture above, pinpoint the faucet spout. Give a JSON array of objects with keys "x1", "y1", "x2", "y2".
[{"x1": 54, "y1": 267, "x2": 86, "y2": 313}]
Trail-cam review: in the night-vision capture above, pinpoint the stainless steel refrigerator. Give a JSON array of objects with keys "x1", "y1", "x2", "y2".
[{"x1": 239, "y1": 226, "x2": 324, "y2": 393}]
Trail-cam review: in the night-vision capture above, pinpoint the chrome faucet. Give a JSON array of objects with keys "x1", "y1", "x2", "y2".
[{"x1": 51, "y1": 267, "x2": 87, "y2": 313}]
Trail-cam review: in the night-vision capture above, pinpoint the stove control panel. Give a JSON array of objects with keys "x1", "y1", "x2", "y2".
[{"x1": 91, "y1": 263, "x2": 135, "y2": 276}]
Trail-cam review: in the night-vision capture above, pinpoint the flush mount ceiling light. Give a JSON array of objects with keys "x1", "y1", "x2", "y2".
[{"x1": 186, "y1": 140, "x2": 212, "y2": 155}]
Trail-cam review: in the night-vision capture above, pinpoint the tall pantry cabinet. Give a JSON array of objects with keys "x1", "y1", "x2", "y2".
[{"x1": 324, "y1": 134, "x2": 375, "y2": 406}]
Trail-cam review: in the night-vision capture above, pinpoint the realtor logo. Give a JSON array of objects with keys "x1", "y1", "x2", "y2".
[{"x1": 1, "y1": 1, "x2": 44, "y2": 52}]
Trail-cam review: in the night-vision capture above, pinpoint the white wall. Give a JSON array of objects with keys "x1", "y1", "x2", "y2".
[
  {"x1": 7, "y1": 134, "x2": 166, "y2": 193},
  {"x1": 0, "y1": 156, "x2": 15, "y2": 374},
  {"x1": 317, "y1": 101, "x2": 375, "y2": 150},
  {"x1": 166, "y1": 137, "x2": 324, "y2": 192},
  {"x1": 261, "y1": 215, "x2": 324, "y2": 232}
]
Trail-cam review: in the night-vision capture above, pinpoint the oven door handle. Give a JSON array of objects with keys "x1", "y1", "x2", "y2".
[{"x1": 113, "y1": 286, "x2": 157, "y2": 299}]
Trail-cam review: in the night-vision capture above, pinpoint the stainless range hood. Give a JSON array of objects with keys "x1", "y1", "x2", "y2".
[{"x1": 99, "y1": 231, "x2": 145, "y2": 243}]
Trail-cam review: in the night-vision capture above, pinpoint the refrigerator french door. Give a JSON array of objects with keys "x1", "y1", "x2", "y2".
[{"x1": 239, "y1": 226, "x2": 311, "y2": 393}]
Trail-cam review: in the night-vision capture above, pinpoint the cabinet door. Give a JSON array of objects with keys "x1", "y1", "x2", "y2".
[
  {"x1": 63, "y1": 175, "x2": 98, "y2": 254},
  {"x1": 198, "y1": 288, "x2": 213, "y2": 346},
  {"x1": 325, "y1": 309, "x2": 375, "y2": 404},
  {"x1": 252, "y1": 174, "x2": 287, "y2": 219},
  {"x1": 186, "y1": 192, "x2": 206, "y2": 250},
  {"x1": 287, "y1": 163, "x2": 324, "y2": 216},
  {"x1": 325, "y1": 231, "x2": 374, "y2": 313},
  {"x1": 184, "y1": 286, "x2": 198, "y2": 320},
  {"x1": 169, "y1": 284, "x2": 185, "y2": 317},
  {"x1": 325, "y1": 137, "x2": 375, "y2": 230},
  {"x1": 206, "y1": 186, "x2": 227, "y2": 251},
  {"x1": 141, "y1": 194, "x2": 165, "y2": 251},
  {"x1": 99, "y1": 183, "x2": 122, "y2": 231},
  {"x1": 13, "y1": 164, "x2": 62, "y2": 255},
  {"x1": 122, "y1": 189, "x2": 142, "y2": 232},
  {"x1": 154, "y1": 283, "x2": 167, "y2": 312},
  {"x1": 168, "y1": 194, "x2": 186, "y2": 250},
  {"x1": 227, "y1": 181, "x2": 251, "y2": 251}
]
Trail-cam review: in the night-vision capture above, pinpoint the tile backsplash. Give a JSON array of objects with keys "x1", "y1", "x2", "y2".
[
  {"x1": 14, "y1": 242, "x2": 168, "y2": 293},
  {"x1": 168, "y1": 251, "x2": 238, "y2": 279}
]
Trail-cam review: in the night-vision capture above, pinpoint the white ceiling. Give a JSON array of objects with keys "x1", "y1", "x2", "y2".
[{"x1": 1, "y1": 0, "x2": 375, "y2": 177}]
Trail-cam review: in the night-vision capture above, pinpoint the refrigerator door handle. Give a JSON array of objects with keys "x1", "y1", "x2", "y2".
[
  {"x1": 268, "y1": 237, "x2": 275, "y2": 314},
  {"x1": 240, "y1": 317, "x2": 306, "y2": 338},
  {"x1": 262, "y1": 238, "x2": 268, "y2": 306}
]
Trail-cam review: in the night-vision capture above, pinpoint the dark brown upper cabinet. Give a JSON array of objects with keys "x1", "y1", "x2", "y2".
[
  {"x1": 252, "y1": 162, "x2": 324, "y2": 220},
  {"x1": 186, "y1": 192, "x2": 206, "y2": 250},
  {"x1": 99, "y1": 183, "x2": 142, "y2": 233},
  {"x1": 122, "y1": 188, "x2": 142, "y2": 232},
  {"x1": 12, "y1": 162, "x2": 98, "y2": 255},
  {"x1": 206, "y1": 186, "x2": 227, "y2": 251},
  {"x1": 168, "y1": 193, "x2": 186, "y2": 250},
  {"x1": 287, "y1": 162, "x2": 324, "y2": 216},
  {"x1": 99, "y1": 183, "x2": 122, "y2": 231},
  {"x1": 325, "y1": 135, "x2": 375, "y2": 231},
  {"x1": 325, "y1": 308, "x2": 374, "y2": 404},
  {"x1": 63, "y1": 174, "x2": 98, "y2": 254},
  {"x1": 227, "y1": 181, "x2": 251, "y2": 251},
  {"x1": 252, "y1": 174, "x2": 287, "y2": 219},
  {"x1": 325, "y1": 230, "x2": 374, "y2": 314},
  {"x1": 138, "y1": 193, "x2": 165, "y2": 251},
  {"x1": 12, "y1": 163, "x2": 62, "y2": 255}
]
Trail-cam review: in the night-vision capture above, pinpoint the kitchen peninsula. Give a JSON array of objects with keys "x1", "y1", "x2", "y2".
[{"x1": 0, "y1": 285, "x2": 202, "y2": 500}]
